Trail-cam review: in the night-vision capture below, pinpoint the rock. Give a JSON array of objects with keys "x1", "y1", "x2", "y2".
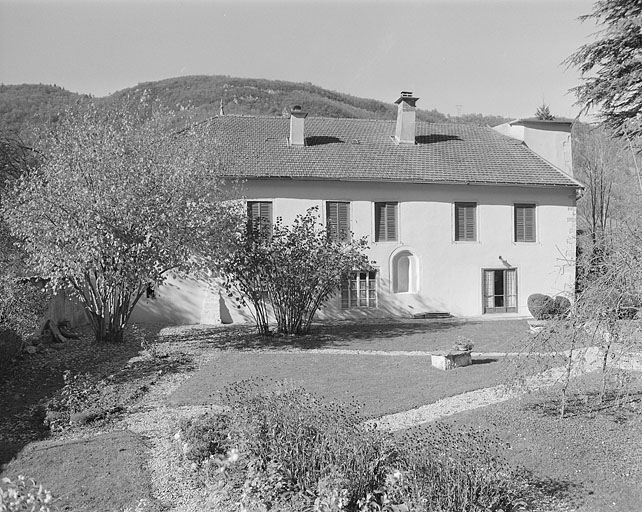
[{"x1": 24, "y1": 345, "x2": 37, "y2": 355}]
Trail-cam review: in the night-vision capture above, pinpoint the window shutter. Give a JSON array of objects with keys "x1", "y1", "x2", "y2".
[
  {"x1": 247, "y1": 201, "x2": 273, "y2": 237},
  {"x1": 515, "y1": 204, "x2": 535, "y2": 242},
  {"x1": 327, "y1": 202, "x2": 338, "y2": 239},
  {"x1": 248, "y1": 201, "x2": 259, "y2": 220},
  {"x1": 375, "y1": 203, "x2": 384, "y2": 241},
  {"x1": 327, "y1": 202, "x2": 350, "y2": 241},
  {"x1": 455, "y1": 203, "x2": 476, "y2": 241},
  {"x1": 338, "y1": 202, "x2": 349, "y2": 240},
  {"x1": 375, "y1": 202, "x2": 397, "y2": 241},
  {"x1": 386, "y1": 203, "x2": 397, "y2": 241}
]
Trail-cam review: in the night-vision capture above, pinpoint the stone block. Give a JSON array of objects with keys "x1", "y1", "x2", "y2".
[{"x1": 431, "y1": 351, "x2": 472, "y2": 370}]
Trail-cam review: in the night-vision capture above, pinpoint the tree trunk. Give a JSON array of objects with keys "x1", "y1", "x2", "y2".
[{"x1": 41, "y1": 319, "x2": 71, "y2": 343}]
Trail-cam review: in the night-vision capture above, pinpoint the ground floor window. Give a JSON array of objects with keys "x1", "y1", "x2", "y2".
[
  {"x1": 483, "y1": 268, "x2": 517, "y2": 313},
  {"x1": 341, "y1": 270, "x2": 377, "y2": 309}
]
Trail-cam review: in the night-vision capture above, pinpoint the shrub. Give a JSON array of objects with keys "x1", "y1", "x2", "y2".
[
  {"x1": 527, "y1": 294, "x2": 556, "y2": 320},
  {"x1": 44, "y1": 371, "x2": 100, "y2": 431},
  {"x1": 176, "y1": 380, "x2": 395, "y2": 510},
  {"x1": 176, "y1": 379, "x2": 528, "y2": 512},
  {"x1": 0, "y1": 475, "x2": 59, "y2": 512},
  {"x1": 397, "y1": 423, "x2": 528, "y2": 512},
  {"x1": 0, "y1": 275, "x2": 50, "y2": 338},
  {"x1": 220, "y1": 207, "x2": 370, "y2": 335},
  {"x1": 527, "y1": 294, "x2": 571, "y2": 320},
  {"x1": 553, "y1": 296, "x2": 571, "y2": 317},
  {"x1": 176, "y1": 412, "x2": 231, "y2": 465}
]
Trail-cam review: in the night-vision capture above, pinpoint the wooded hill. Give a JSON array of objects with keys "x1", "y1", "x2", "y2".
[{"x1": 0, "y1": 75, "x2": 512, "y2": 134}]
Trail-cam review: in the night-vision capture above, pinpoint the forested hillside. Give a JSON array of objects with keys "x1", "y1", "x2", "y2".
[
  {"x1": 0, "y1": 84, "x2": 86, "y2": 132},
  {"x1": 0, "y1": 76, "x2": 512, "y2": 134}
]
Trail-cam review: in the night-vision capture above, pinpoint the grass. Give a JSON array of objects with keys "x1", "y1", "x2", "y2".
[
  {"x1": 168, "y1": 351, "x2": 507, "y2": 417},
  {"x1": 159, "y1": 318, "x2": 531, "y2": 352},
  {"x1": 2, "y1": 431, "x2": 153, "y2": 512},
  {"x1": 432, "y1": 373, "x2": 642, "y2": 512}
]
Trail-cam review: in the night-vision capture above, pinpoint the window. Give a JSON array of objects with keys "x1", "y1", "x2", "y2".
[
  {"x1": 341, "y1": 270, "x2": 377, "y2": 309},
  {"x1": 514, "y1": 204, "x2": 536, "y2": 242},
  {"x1": 483, "y1": 269, "x2": 517, "y2": 313},
  {"x1": 375, "y1": 202, "x2": 398, "y2": 241},
  {"x1": 247, "y1": 201, "x2": 273, "y2": 237},
  {"x1": 326, "y1": 201, "x2": 350, "y2": 241},
  {"x1": 455, "y1": 202, "x2": 476, "y2": 241}
]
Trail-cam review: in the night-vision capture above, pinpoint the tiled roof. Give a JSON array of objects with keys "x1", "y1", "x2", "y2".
[{"x1": 209, "y1": 116, "x2": 581, "y2": 188}]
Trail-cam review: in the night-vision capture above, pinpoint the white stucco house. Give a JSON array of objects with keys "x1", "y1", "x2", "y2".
[{"x1": 131, "y1": 92, "x2": 582, "y2": 326}]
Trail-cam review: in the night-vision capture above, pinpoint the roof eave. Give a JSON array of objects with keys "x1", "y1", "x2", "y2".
[{"x1": 223, "y1": 174, "x2": 582, "y2": 189}]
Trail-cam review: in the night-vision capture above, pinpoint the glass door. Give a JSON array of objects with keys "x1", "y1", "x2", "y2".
[{"x1": 483, "y1": 269, "x2": 517, "y2": 313}]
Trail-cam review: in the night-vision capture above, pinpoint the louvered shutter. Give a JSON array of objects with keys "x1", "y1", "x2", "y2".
[
  {"x1": 327, "y1": 202, "x2": 350, "y2": 241},
  {"x1": 338, "y1": 202, "x2": 350, "y2": 241},
  {"x1": 386, "y1": 203, "x2": 397, "y2": 241},
  {"x1": 327, "y1": 202, "x2": 338, "y2": 240},
  {"x1": 247, "y1": 201, "x2": 272, "y2": 237},
  {"x1": 375, "y1": 202, "x2": 398, "y2": 241},
  {"x1": 515, "y1": 204, "x2": 535, "y2": 242},
  {"x1": 455, "y1": 203, "x2": 476, "y2": 241}
]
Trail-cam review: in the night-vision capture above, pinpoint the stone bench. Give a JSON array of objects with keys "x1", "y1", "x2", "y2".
[{"x1": 431, "y1": 350, "x2": 472, "y2": 370}]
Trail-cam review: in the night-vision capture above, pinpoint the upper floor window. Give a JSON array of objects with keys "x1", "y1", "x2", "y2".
[
  {"x1": 326, "y1": 201, "x2": 351, "y2": 242},
  {"x1": 375, "y1": 202, "x2": 398, "y2": 242},
  {"x1": 247, "y1": 201, "x2": 273, "y2": 238},
  {"x1": 515, "y1": 204, "x2": 536, "y2": 242},
  {"x1": 455, "y1": 202, "x2": 476, "y2": 241}
]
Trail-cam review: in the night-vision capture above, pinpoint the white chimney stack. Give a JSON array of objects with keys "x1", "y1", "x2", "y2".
[
  {"x1": 289, "y1": 105, "x2": 308, "y2": 146},
  {"x1": 394, "y1": 91, "x2": 419, "y2": 144}
]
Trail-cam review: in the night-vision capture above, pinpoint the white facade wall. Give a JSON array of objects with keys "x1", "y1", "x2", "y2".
[{"x1": 131, "y1": 179, "x2": 576, "y2": 325}]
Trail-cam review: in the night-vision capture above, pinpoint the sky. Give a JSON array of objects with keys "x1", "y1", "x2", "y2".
[{"x1": 0, "y1": 0, "x2": 598, "y2": 119}]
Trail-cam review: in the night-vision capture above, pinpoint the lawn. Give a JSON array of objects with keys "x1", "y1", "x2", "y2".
[
  {"x1": 434, "y1": 378, "x2": 642, "y2": 512},
  {"x1": 170, "y1": 318, "x2": 532, "y2": 353},
  {"x1": 168, "y1": 351, "x2": 508, "y2": 418},
  {"x1": 2, "y1": 318, "x2": 640, "y2": 511}
]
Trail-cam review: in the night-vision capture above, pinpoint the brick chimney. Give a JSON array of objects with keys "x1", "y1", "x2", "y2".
[
  {"x1": 289, "y1": 105, "x2": 308, "y2": 146},
  {"x1": 394, "y1": 91, "x2": 419, "y2": 144}
]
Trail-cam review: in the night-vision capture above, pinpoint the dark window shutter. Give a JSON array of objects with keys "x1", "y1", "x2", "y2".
[
  {"x1": 386, "y1": 203, "x2": 397, "y2": 241},
  {"x1": 327, "y1": 202, "x2": 338, "y2": 239},
  {"x1": 375, "y1": 203, "x2": 384, "y2": 241},
  {"x1": 515, "y1": 204, "x2": 535, "y2": 242},
  {"x1": 375, "y1": 202, "x2": 397, "y2": 241},
  {"x1": 455, "y1": 203, "x2": 476, "y2": 241},
  {"x1": 247, "y1": 201, "x2": 272, "y2": 237},
  {"x1": 338, "y1": 202, "x2": 349, "y2": 239},
  {"x1": 327, "y1": 202, "x2": 350, "y2": 241}
]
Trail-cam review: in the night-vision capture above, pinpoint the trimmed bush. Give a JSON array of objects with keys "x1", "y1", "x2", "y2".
[
  {"x1": 527, "y1": 294, "x2": 556, "y2": 320},
  {"x1": 553, "y1": 296, "x2": 571, "y2": 318}
]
